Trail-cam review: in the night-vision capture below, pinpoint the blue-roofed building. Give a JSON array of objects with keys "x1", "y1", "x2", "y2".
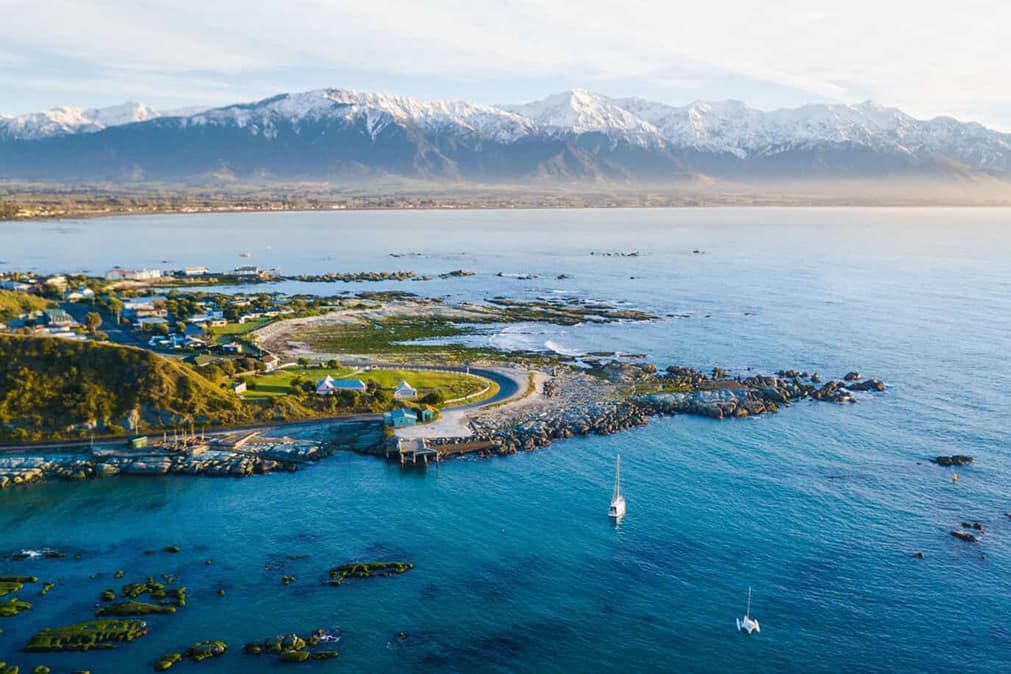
[
  {"x1": 384, "y1": 409, "x2": 418, "y2": 427},
  {"x1": 316, "y1": 376, "x2": 368, "y2": 395}
]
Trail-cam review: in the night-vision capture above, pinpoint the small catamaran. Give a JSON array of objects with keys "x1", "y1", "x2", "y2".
[
  {"x1": 736, "y1": 587, "x2": 761, "y2": 635},
  {"x1": 608, "y1": 454, "x2": 626, "y2": 520}
]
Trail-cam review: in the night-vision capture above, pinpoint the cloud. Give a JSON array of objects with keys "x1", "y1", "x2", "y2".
[{"x1": 1, "y1": 0, "x2": 1010, "y2": 129}]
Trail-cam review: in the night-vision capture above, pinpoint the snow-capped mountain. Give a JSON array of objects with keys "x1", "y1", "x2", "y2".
[
  {"x1": 2, "y1": 87, "x2": 1010, "y2": 182},
  {"x1": 182, "y1": 89, "x2": 535, "y2": 144},
  {"x1": 504, "y1": 89, "x2": 663, "y2": 147},
  {"x1": 0, "y1": 102, "x2": 163, "y2": 141}
]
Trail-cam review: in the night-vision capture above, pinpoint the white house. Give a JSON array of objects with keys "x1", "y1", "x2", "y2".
[
  {"x1": 394, "y1": 380, "x2": 418, "y2": 399},
  {"x1": 105, "y1": 267, "x2": 162, "y2": 281},
  {"x1": 262, "y1": 354, "x2": 280, "y2": 372},
  {"x1": 315, "y1": 376, "x2": 368, "y2": 395},
  {"x1": 64, "y1": 286, "x2": 96, "y2": 302}
]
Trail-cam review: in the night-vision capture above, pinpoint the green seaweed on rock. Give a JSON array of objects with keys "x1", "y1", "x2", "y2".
[
  {"x1": 0, "y1": 597, "x2": 32, "y2": 617},
  {"x1": 328, "y1": 561, "x2": 413, "y2": 586},
  {"x1": 153, "y1": 653, "x2": 181, "y2": 671},
  {"x1": 184, "y1": 641, "x2": 227, "y2": 662},
  {"x1": 23, "y1": 619, "x2": 149, "y2": 652}
]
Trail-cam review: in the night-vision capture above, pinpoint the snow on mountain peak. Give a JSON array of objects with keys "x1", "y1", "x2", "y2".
[
  {"x1": 0, "y1": 102, "x2": 160, "y2": 140},
  {"x1": 184, "y1": 88, "x2": 535, "y2": 143},
  {"x1": 4, "y1": 88, "x2": 1010, "y2": 172},
  {"x1": 503, "y1": 90, "x2": 664, "y2": 147}
]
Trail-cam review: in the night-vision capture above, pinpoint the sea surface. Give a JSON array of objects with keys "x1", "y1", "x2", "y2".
[{"x1": 1, "y1": 208, "x2": 1010, "y2": 672}]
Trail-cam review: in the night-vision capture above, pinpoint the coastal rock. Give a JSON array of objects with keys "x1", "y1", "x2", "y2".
[
  {"x1": 185, "y1": 641, "x2": 227, "y2": 662},
  {"x1": 950, "y1": 530, "x2": 979, "y2": 543},
  {"x1": 933, "y1": 455, "x2": 973, "y2": 467},
  {"x1": 154, "y1": 653, "x2": 182, "y2": 671},
  {"x1": 0, "y1": 596, "x2": 32, "y2": 617},
  {"x1": 24, "y1": 619, "x2": 149, "y2": 652},
  {"x1": 329, "y1": 561, "x2": 414, "y2": 586},
  {"x1": 846, "y1": 379, "x2": 886, "y2": 392},
  {"x1": 844, "y1": 371, "x2": 861, "y2": 381}
]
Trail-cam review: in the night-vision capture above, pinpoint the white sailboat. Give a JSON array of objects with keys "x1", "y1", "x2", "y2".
[
  {"x1": 736, "y1": 587, "x2": 761, "y2": 635},
  {"x1": 608, "y1": 454, "x2": 626, "y2": 520}
]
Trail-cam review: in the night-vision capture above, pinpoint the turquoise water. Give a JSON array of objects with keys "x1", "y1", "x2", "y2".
[{"x1": 2, "y1": 208, "x2": 1011, "y2": 671}]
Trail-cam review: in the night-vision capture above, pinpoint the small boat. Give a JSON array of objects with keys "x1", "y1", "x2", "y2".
[
  {"x1": 736, "y1": 587, "x2": 761, "y2": 635},
  {"x1": 608, "y1": 454, "x2": 626, "y2": 520},
  {"x1": 239, "y1": 252, "x2": 252, "y2": 258}
]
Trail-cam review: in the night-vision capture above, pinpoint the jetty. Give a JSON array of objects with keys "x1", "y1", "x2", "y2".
[{"x1": 387, "y1": 437, "x2": 439, "y2": 467}]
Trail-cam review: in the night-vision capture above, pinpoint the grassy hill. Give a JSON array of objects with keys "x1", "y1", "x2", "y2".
[
  {"x1": 0, "y1": 336, "x2": 254, "y2": 441},
  {"x1": 0, "y1": 290, "x2": 52, "y2": 320}
]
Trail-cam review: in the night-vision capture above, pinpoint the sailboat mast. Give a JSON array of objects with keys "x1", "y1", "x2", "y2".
[
  {"x1": 613, "y1": 454, "x2": 622, "y2": 499},
  {"x1": 747, "y1": 587, "x2": 752, "y2": 615}
]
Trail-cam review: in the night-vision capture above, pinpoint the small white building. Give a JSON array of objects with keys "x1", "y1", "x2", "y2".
[
  {"x1": 394, "y1": 380, "x2": 418, "y2": 399},
  {"x1": 262, "y1": 354, "x2": 280, "y2": 372},
  {"x1": 106, "y1": 267, "x2": 162, "y2": 281},
  {"x1": 64, "y1": 286, "x2": 96, "y2": 302}
]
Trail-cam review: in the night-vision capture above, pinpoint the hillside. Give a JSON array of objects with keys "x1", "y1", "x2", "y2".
[
  {"x1": 0, "y1": 290, "x2": 52, "y2": 320},
  {"x1": 0, "y1": 336, "x2": 253, "y2": 441},
  {"x1": 2, "y1": 88, "x2": 1010, "y2": 185}
]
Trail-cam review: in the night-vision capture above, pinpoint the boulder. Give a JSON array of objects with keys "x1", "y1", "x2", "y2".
[{"x1": 933, "y1": 455, "x2": 973, "y2": 467}]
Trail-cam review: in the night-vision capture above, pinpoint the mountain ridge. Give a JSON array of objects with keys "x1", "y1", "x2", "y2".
[{"x1": 2, "y1": 88, "x2": 1010, "y2": 183}]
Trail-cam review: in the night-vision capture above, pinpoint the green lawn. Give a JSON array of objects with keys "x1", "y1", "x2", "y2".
[
  {"x1": 243, "y1": 366, "x2": 357, "y2": 400},
  {"x1": 209, "y1": 318, "x2": 270, "y2": 340},
  {"x1": 361, "y1": 368, "x2": 493, "y2": 402},
  {"x1": 242, "y1": 366, "x2": 496, "y2": 405}
]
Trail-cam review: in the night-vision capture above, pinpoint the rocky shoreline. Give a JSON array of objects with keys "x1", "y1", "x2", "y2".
[
  {"x1": 0, "y1": 361, "x2": 886, "y2": 490},
  {"x1": 434, "y1": 364, "x2": 886, "y2": 457},
  {"x1": 0, "y1": 421, "x2": 382, "y2": 491}
]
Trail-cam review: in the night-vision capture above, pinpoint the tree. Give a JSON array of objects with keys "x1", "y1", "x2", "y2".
[
  {"x1": 108, "y1": 297, "x2": 123, "y2": 324},
  {"x1": 421, "y1": 390, "x2": 445, "y2": 406},
  {"x1": 86, "y1": 312, "x2": 103, "y2": 333}
]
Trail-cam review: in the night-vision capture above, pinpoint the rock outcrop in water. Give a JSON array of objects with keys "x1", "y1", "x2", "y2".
[
  {"x1": 23, "y1": 619, "x2": 149, "y2": 652},
  {"x1": 244, "y1": 629, "x2": 340, "y2": 662},
  {"x1": 328, "y1": 562, "x2": 414, "y2": 586},
  {"x1": 933, "y1": 455, "x2": 973, "y2": 467}
]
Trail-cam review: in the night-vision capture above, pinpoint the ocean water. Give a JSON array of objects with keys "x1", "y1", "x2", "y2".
[{"x1": 1, "y1": 208, "x2": 1010, "y2": 672}]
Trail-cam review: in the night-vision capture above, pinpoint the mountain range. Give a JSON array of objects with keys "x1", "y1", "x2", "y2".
[{"x1": 2, "y1": 88, "x2": 1010, "y2": 184}]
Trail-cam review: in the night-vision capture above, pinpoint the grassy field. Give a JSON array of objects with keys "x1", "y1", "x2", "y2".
[
  {"x1": 209, "y1": 318, "x2": 270, "y2": 340},
  {"x1": 301, "y1": 316, "x2": 503, "y2": 363},
  {"x1": 362, "y1": 368, "x2": 493, "y2": 401},
  {"x1": 242, "y1": 365, "x2": 357, "y2": 400},
  {"x1": 243, "y1": 365, "x2": 496, "y2": 405}
]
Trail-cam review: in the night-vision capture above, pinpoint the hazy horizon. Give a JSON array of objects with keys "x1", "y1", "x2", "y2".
[{"x1": 3, "y1": 0, "x2": 1011, "y2": 132}]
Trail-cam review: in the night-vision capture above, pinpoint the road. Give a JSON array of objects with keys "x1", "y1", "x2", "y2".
[{"x1": 59, "y1": 302, "x2": 146, "y2": 347}]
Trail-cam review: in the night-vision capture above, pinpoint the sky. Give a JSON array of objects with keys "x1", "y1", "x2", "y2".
[{"x1": 2, "y1": 0, "x2": 1010, "y2": 130}]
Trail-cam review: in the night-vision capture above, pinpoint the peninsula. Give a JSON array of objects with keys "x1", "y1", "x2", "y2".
[{"x1": 0, "y1": 266, "x2": 887, "y2": 489}]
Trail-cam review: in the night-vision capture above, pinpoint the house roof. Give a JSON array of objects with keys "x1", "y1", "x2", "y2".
[
  {"x1": 395, "y1": 380, "x2": 416, "y2": 390},
  {"x1": 391, "y1": 408, "x2": 417, "y2": 420},
  {"x1": 317, "y1": 377, "x2": 367, "y2": 390}
]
